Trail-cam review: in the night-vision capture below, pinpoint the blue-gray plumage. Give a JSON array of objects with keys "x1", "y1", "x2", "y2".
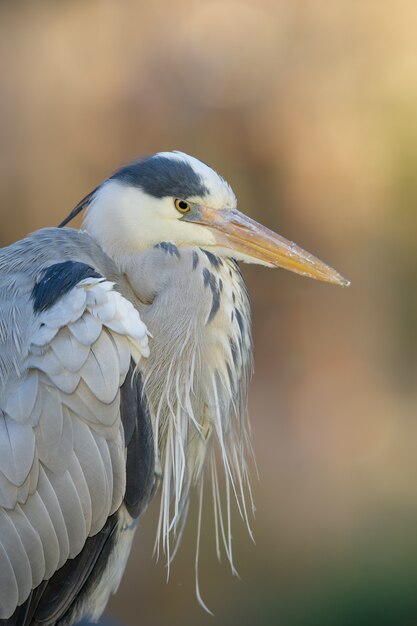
[{"x1": 0, "y1": 151, "x2": 348, "y2": 625}]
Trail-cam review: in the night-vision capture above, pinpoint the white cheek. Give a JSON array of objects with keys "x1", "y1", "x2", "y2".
[{"x1": 83, "y1": 181, "x2": 216, "y2": 262}]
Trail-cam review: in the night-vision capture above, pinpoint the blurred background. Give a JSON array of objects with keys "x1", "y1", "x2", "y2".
[{"x1": 0, "y1": 1, "x2": 416, "y2": 625}]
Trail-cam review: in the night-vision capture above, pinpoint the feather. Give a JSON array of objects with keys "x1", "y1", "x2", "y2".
[
  {"x1": 68, "y1": 312, "x2": 102, "y2": 346},
  {"x1": 28, "y1": 349, "x2": 62, "y2": 376},
  {"x1": 81, "y1": 331, "x2": 120, "y2": 404},
  {"x1": 31, "y1": 323, "x2": 59, "y2": 347},
  {"x1": 46, "y1": 468, "x2": 87, "y2": 558},
  {"x1": 28, "y1": 451, "x2": 39, "y2": 495},
  {"x1": 72, "y1": 418, "x2": 111, "y2": 535},
  {"x1": 36, "y1": 466, "x2": 70, "y2": 569},
  {"x1": 107, "y1": 427, "x2": 126, "y2": 514},
  {"x1": 0, "y1": 415, "x2": 35, "y2": 486},
  {"x1": 90, "y1": 432, "x2": 113, "y2": 513},
  {"x1": 0, "y1": 470, "x2": 18, "y2": 509},
  {"x1": 46, "y1": 368, "x2": 81, "y2": 395},
  {"x1": 38, "y1": 286, "x2": 86, "y2": 328},
  {"x1": 74, "y1": 379, "x2": 120, "y2": 429},
  {"x1": 0, "y1": 540, "x2": 18, "y2": 619},
  {"x1": 28, "y1": 350, "x2": 81, "y2": 394},
  {"x1": 23, "y1": 491, "x2": 60, "y2": 579},
  {"x1": 107, "y1": 332, "x2": 131, "y2": 382},
  {"x1": 85, "y1": 285, "x2": 109, "y2": 307},
  {"x1": 67, "y1": 452, "x2": 93, "y2": 537},
  {"x1": 8, "y1": 505, "x2": 45, "y2": 589},
  {"x1": 90, "y1": 298, "x2": 117, "y2": 323},
  {"x1": 16, "y1": 474, "x2": 31, "y2": 505},
  {"x1": 4, "y1": 372, "x2": 39, "y2": 424},
  {"x1": 36, "y1": 404, "x2": 73, "y2": 474},
  {"x1": 35, "y1": 386, "x2": 64, "y2": 461},
  {"x1": 51, "y1": 328, "x2": 90, "y2": 372},
  {"x1": 0, "y1": 508, "x2": 32, "y2": 605}
]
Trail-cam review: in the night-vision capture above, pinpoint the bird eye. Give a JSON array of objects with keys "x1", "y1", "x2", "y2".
[{"x1": 174, "y1": 199, "x2": 191, "y2": 214}]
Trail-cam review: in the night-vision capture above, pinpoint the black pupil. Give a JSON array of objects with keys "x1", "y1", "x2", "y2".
[{"x1": 179, "y1": 201, "x2": 188, "y2": 210}]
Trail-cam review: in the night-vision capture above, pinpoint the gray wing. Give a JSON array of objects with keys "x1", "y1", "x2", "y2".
[{"x1": 0, "y1": 229, "x2": 150, "y2": 620}]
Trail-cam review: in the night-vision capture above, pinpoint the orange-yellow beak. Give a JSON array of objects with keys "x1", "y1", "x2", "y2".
[{"x1": 184, "y1": 206, "x2": 349, "y2": 287}]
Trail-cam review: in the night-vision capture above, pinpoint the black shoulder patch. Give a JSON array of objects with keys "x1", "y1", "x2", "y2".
[
  {"x1": 110, "y1": 154, "x2": 209, "y2": 199},
  {"x1": 32, "y1": 261, "x2": 101, "y2": 313}
]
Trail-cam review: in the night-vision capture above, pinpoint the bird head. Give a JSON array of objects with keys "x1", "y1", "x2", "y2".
[{"x1": 62, "y1": 151, "x2": 349, "y2": 286}]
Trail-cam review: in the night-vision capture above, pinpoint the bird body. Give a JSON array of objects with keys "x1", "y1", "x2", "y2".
[{"x1": 0, "y1": 152, "x2": 348, "y2": 624}]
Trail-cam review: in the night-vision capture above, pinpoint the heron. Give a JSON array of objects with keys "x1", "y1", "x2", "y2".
[{"x1": 0, "y1": 151, "x2": 348, "y2": 625}]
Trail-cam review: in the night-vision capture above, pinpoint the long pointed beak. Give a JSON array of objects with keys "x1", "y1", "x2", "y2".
[{"x1": 185, "y1": 207, "x2": 350, "y2": 287}]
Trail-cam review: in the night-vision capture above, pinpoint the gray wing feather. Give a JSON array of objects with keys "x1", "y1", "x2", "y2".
[
  {"x1": 22, "y1": 492, "x2": 60, "y2": 579},
  {"x1": 3, "y1": 372, "x2": 39, "y2": 424},
  {"x1": 67, "y1": 453, "x2": 92, "y2": 536},
  {"x1": 51, "y1": 329, "x2": 90, "y2": 372},
  {"x1": 66, "y1": 380, "x2": 121, "y2": 431},
  {"x1": 36, "y1": 467, "x2": 70, "y2": 569},
  {"x1": 68, "y1": 313, "x2": 102, "y2": 346},
  {"x1": 0, "y1": 418, "x2": 35, "y2": 486},
  {"x1": 107, "y1": 427, "x2": 127, "y2": 513},
  {"x1": 0, "y1": 229, "x2": 149, "y2": 619},
  {"x1": 0, "y1": 509, "x2": 32, "y2": 605},
  {"x1": 82, "y1": 332, "x2": 120, "y2": 404},
  {"x1": 0, "y1": 473, "x2": 18, "y2": 509},
  {"x1": 6, "y1": 506, "x2": 45, "y2": 589},
  {"x1": 49, "y1": 469, "x2": 87, "y2": 558},
  {"x1": 90, "y1": 435, "x2": 113, "y2": 514},
  {"x1": 0, "y1": 541, "x2": 18, "y2": 618},
  {"x1": 35, "y1": 387, "x2": 64, "y2": 463},
  {"x1": 71, "y1": 418, "x2": 111, "y2": 535}
]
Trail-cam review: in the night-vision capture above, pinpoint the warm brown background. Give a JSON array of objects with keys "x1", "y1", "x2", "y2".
[{"x1": 1, "y1": 2, "x2": 416, "y2": 625}]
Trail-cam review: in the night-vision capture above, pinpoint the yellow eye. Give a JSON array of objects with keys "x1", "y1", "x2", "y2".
[{"x1": 175, "y1": 199, "x2": 191, "y2": 213}]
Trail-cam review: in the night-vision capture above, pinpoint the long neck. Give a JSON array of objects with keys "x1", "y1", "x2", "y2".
[{"x1": 108, "y1": 241, "x2": 254, "y2": 566}]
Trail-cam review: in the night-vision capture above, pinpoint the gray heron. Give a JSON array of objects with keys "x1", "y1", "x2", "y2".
[{"x1": 0, "y1": 151, "x2": 348, "y2": 625}]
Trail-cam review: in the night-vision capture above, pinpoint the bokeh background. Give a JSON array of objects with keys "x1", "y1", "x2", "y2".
[{"x1": 1, "y1": 1, "x2": 416, "y2": 625}]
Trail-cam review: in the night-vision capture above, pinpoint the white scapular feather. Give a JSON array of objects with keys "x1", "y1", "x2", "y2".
[
  {"x1": 51, "y1": 328, "x2": 90, "y2": 372},
  {"x1": 31, "y1": 323, "x2": 60, "y2": 347},
  {"x1": 107, "y1": 332, "x2": 131, "y2": 382},
  {"x1": 68, "y1": 312, "x2": 102, "y2": 346}
]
